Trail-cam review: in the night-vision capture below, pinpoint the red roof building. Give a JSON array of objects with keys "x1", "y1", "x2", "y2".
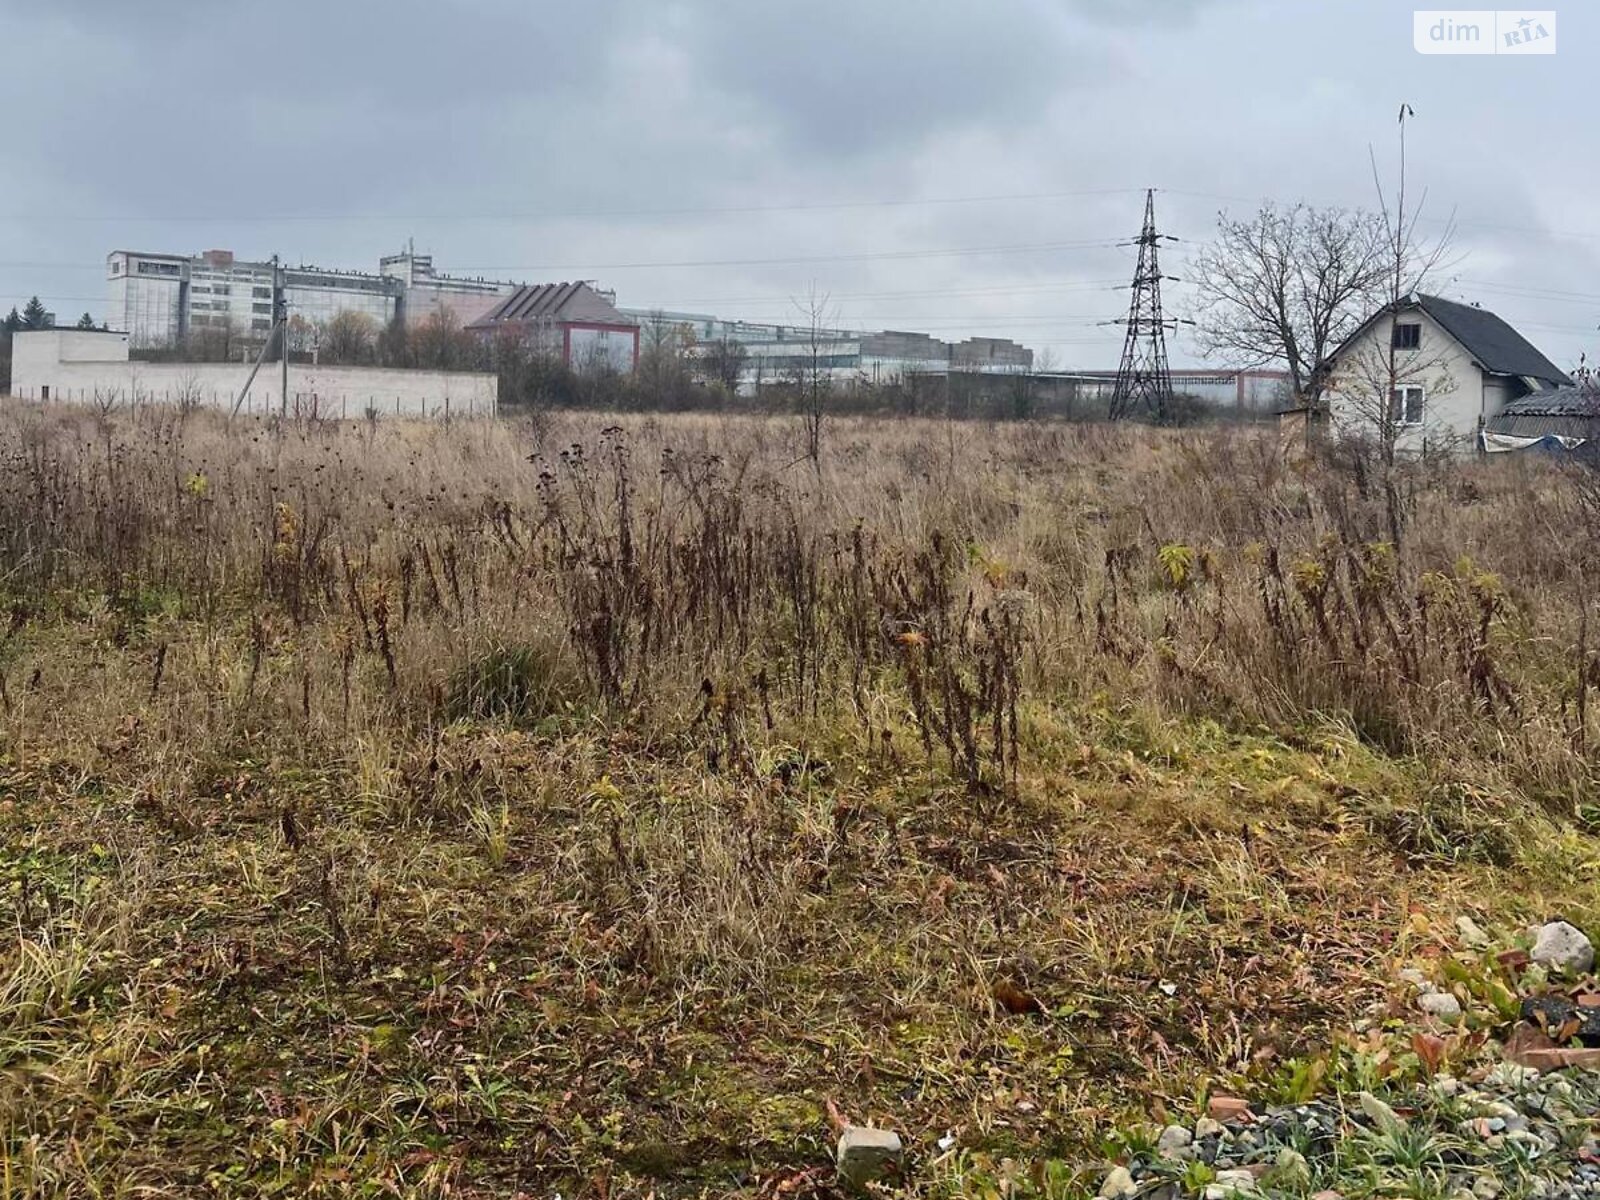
[{"x1": 467, "y1": 281, "x2": 639, "y2": 373}]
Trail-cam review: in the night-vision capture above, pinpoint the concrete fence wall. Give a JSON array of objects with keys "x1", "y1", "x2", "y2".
[{"x1": 11, "y1": 329, "x2": 497, "y2": 419}]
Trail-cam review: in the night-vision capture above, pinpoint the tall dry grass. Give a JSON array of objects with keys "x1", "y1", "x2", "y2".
[{"x1": 0, "y1": 401, "x2": 1591, "y2": 801}]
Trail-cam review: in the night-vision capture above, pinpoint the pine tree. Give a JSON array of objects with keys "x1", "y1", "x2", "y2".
[
  {"x1": 1, "y1": 307, "x2": 20, "y2": 334},
  {"x1": 75, "y1": 312, "x2": 96, "y2": 330},
  {"x1": 21, "y1": 297, "x2": 48, "y2": 330}
]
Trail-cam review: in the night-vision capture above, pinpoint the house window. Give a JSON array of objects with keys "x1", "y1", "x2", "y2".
[
  {"x1": 1390, "y1": 385, "x2": 1425, "y2": 427},
  {"x1": 1392, "y1": 322, "x2": 1421, "y2": 350}
]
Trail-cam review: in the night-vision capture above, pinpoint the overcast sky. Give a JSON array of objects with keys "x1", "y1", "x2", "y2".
[{"x1": 1, "y1": 0, "x2": 1596, "y2": 370}]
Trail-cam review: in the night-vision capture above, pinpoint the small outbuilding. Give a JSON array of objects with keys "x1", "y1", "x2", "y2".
[{"x1": 1482, "y1": 385, "x2": 1600, "y2": 453}]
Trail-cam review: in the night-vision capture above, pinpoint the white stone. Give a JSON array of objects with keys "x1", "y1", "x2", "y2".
[
  {"x1": 1157, "y1": 1124, "x2": 1194, "y2": 1158},
  {"x1": 1194, "y1": 1117, "x2": 1225, "y2": 1140},
  {"x1": 1531, "y1": 921, "x2": 1594, "y2": 975},
  {"x1": 1359, "y1": 1092, "x2": 1405, "y2": 1133},
  {"x1": 1418, "y1": 991, "x2": 1463, "y2": 1024},
  {"x1": 1484, "y1": 1064, "x2": 1538, "y2": 1090},
  {"x1": 1396, "y1": 967, "x2": 1433, "y2": 991},
  {"x1": 836, "y1": 1127, "x2": 903, "y2": 1189},
  {"x1": 1099, "y1": 1165, "x2": 1137, "y2": 1200},
  {"x1": 1272, "y1": 1148, "x2": 1311, "y2": 1188},
  {"x1": 1204, "y1": 1179, "x2": 1259, "y2": 1200},
  {"x1": 1456, "y1": 915, "x2": 1492, "y2": 948}
]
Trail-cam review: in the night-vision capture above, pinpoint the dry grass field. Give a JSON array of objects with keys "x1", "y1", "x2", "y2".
[{"x1": 4, "y1": 401, "x2": 1600, "y2": 1197}]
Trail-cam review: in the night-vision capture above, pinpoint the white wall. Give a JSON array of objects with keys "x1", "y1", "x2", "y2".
[
  {"x1": 10, "y1": 330, "x2": 496, "y2": 418},
  {"x1": 569, "y1": 326, "x2": 637, "y2": 373},
  {"x1": 404, "y1": 285, "x2": 508, "y2": 329},
  {"x1": 1325, "y1": 307, "x2": 1483, "y2": 453}
]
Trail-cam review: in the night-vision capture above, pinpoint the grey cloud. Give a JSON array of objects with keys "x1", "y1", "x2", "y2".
[
  {"x1": 672, "y1": 0, "x2": 1077, "y2": 155},
  {"x1": 0, "y1": 0, "x2": 1595, "y2": 368}
]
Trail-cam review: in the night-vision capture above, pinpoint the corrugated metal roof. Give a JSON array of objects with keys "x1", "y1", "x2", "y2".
[
  {"x1": 1486, "y1": 386, "x2": 1600, "y2": 439},
  {"x1": 1494, "y1": 384, "x2": 1600, "y2": 419}
]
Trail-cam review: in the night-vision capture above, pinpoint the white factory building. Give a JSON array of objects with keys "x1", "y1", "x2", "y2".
[
  {"x1": 107, "y1": 248, "x2": 517, "y2": 351},
  {"x1": 618, "y1": 308, "x2": 1034, "y2": 393}
]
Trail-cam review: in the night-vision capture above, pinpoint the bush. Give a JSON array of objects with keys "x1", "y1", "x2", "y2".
[{"x1": 446, "y1": 640, "x2": 582, "y2": 725}]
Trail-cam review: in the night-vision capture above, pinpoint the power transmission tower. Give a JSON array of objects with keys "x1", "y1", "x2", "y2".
[{"x1": 1108, "y1": 189, "x2": 1179, "y2": 422}]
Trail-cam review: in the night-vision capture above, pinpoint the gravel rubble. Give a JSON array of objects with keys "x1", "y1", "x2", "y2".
[{"x1": 1114, "y1": 1065, "x2": 1600, "y2": 1200}]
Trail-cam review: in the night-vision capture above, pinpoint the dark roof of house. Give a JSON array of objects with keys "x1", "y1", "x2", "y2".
[
  {"x1": 1326, "y1": 293, "x2": 1571, "y2": 388},
  {"x1": 468, "y1": 282, "x2": 635, "y2": 328},
  {"x1": 1412, "y1": 294, "x2": 1571, "y2": 387}
]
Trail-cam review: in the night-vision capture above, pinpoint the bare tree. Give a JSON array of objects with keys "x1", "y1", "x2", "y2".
[
  {"x1": 1190, "y1": 202, "x2": 1391, "y2": 409},
  {"x1": 174, "y1": 370, "x2": 205, "y2": 419},
  {"x1": 408, "y1": 310, "x2": 481, "y2": 371},
  {"x1": 637, "y1": 311, "x2": 695, "y2": 408},
  {"x1": 1323, "y1": 105, "x2": 1459, "y2": 464},
  {"x1": 318, "y1": 310, "x2": 380, "y2": 366},
  {"x1": 698, "y1": 337, "x2": 748, "y2": 395},
  {"x1": 792, "y1": 285, "x2": 836, "y2": 465}
]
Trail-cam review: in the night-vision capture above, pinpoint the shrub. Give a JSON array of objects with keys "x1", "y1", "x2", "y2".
[{"x1": 446, "y1": 640, "x2": 582, "y2": 725}]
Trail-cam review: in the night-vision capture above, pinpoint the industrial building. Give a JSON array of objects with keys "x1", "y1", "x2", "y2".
[
  {"x1": 1037, "y1": 368, "x2": 1292, "y2": 412},
  {"x1": 378, "y1": 250, "x2": 515, "y2": 330},
  {"x1": 107, "y1": 248, "x2": 517, "y2": 351},
  {"x1": 617, "y1": 308, "x2": 1034, "y2": 393},
  {"x1": 469, "y1": 282, "x2": 641, "y2": 372}
]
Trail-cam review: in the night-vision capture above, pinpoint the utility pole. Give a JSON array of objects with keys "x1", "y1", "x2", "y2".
[
  {"x1": 229, "y1": 253, "x2": 291, "y2": 419},
  {"x1": 1108, "y1": 189, "x2": 1181, "y2": 422},
  {"x1": 276, "y1": 255, "x2": 289, "y2": 418}
]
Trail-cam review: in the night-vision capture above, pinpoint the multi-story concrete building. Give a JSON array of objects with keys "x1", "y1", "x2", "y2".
[
  {"x1": 107, "y1": 251, "x2": 189, "y2": 348},
  {"x1": 380, "y1": 250, "x2": 515, "y2": 329},
  {"x1": 107, "y1": 248, "x2": 518, "y2": 351}
]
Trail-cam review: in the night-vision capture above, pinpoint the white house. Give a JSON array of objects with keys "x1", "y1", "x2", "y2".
[{"x1": 1320, "y1": 293, "x2": 1570, "y2": 453}]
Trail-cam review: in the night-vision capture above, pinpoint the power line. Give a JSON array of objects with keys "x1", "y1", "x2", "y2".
[
  {"x1": 447, "y1": 239, "x2": 1124, "y2": 273},
  {"x1": 646, "y1": 279, "x2": 1128, "y2": 307},
  {"x1": 0, "y1": 238, "x2": 1124, "y2": 276},
  {"x1": 1455, "y1": 278, "x2": 1600, "y2": 305},
  {"x1": 0, "y1": 186, "x2": 1145, "y2": 224}
]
